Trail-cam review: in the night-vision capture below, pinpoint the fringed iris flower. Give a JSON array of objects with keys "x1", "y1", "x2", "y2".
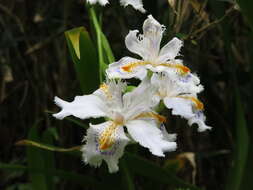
[
  {"x1": 151, "y1": 73, "x2": 211, "y2": 132},
  {"x1": 53, "y1": 78, "x2": 176, "y2": 173},
  {"x1": 106, "y1": 15, "x2": 190, "y2": 80}
]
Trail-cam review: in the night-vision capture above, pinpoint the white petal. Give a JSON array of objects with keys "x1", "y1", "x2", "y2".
[
  {"x1": 168, "y1": 73, "x2": 203, "y2": 95},
  {"x1": 123, "y1": 77, "x2": 156, "y2": 119},
  {"x1": 87, "y1": 0, "x2": 109, "y2": 6},
  {"x1": 142, "y1": 15, "x2": 165, "y2": 58},
  {"x1": 174, "y1": 72, "x2": 201, "y2": 85},
  {"x1": 158, "y1": 37, "x2": 183, "y2": 62},
  {"x1": 159, "y1": 124, "x2": 177, "y2": 142},
  {"x1": 164, "y1": 97, "x2": 195, "y2": 118},
  {"x1": 126, "y1": 119, "x2": 177, "y2": 156},
  {"x1": 120, "y1": 0, "x2": 146, "y2": 13},
  {"x1": 125, "y1": 30, "x2": 150, "y2": 60},
  {"x1": 53, "y1": 95, "x2": 107, "y2": 120},
  {"x1": 125, "y1": 16, "x2": 165, "y2": 61},
  {"x1": 188, "y1": 112, "x2": 212, "y2": 132},
  {"x1": 106, "y1": 56, "x2": 147, "y2": 80},
  {"x1": 82, "y1": 121, "x2": 129, "y2": 173},
  {"x1": 151, "y1": 73, "x2": 203, "y2": 99}
]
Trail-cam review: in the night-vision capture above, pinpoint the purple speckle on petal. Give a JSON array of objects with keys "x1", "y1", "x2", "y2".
[
  {"x1": 94, "y1": 132, "x2": 119, "y2": 156},
  {"x1": 116, "y1": 67, "x2": 123, "y2": 74},
  {"x1": 195, "y1": 111, "x2": 203, "y2": 118},
  {"x1": 179, "y1": 74, "x2": 191, "y2": 83}
]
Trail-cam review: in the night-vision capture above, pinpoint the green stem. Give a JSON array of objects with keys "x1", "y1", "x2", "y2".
[{"x1": 88, "y1": 6, "x2": 104, "y2": 83}]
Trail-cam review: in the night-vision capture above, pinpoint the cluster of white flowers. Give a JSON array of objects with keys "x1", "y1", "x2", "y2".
[{"x1": 53, "y1": 15, "x2": 211, "y2": 173}]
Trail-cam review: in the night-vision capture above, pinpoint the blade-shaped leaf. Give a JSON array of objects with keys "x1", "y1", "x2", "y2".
[
  {"x1": 27, "y1": 125, "x2": 49, "y2": 190},
  {"x1": 237, "y1": 0, "x2": 253, "y2": 30},
  {"x1": 41, "y1": 129, "x2": 56, "y2": 190},
  {"x1": 120, "y1": 158, "x2": 135, "y2": 190},
  {"x1": 101, "y1": 32, "x2": 115, "y2": 63},
  {"x1": 20, "y1": 139, "x2": 200, "y2": 190},
  {"x1": 225, "y1": 89, "x2": 249, "y2": 190},
  {"x1": 125, "y1": 153, "x2": 202, "y2": 190},
  {"x1": 65, "y1": 27, "x2": 100, "y2": 93},
  {"x1": 0, "y1": 162, "x2": 102, "y2": 189}
]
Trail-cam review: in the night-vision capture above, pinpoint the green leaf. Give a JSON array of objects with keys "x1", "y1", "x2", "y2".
[
  {"x1": 17, "y1": 139, "x2": 200, "y2": 189},
  {"x1": 237, "y1": 0, "x2": 253, "y2": 30},
  {"x1": 125, "y1": 153, "x2": 202, "y2": 190},
  {"x1": 65, "y1": 27, "x2": 100, "y2": 93},
  {"x1": 42, "y1": 129, "x2": 56, "y2": 190},
  {"x1": 0, "y1": 162, "x2": 101, "y2": 189},
  {"x1": 120, "y1": 158, "x2": 135, "y2": 190},
  {"x1": 64, "y1": 27, "x2": 81, "y2": 65},
  {"x1": 27, "y1": 125, "x2": 49, "y2": 190},
  {"x1": 101, "y1": 32, "x2": 115, "y2": 63},
  {"x1": 79, "y1": 29, "x2": 100, "y2": 93},
  {"x1": 225, "y1": 89, "x2": 249, "y2": 190}
]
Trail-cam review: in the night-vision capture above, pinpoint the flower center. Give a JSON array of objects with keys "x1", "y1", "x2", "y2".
[
  {"x1": 114, "y1": 113, "x2": 125, "y2": 125},
  {"x1": 121, "y1": 61, "x2": 190, "y2": 75}
]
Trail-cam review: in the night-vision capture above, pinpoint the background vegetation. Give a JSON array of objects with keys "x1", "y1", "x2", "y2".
[{"x1": 0, "y1": 0, "x2": 253, "y2": 189}]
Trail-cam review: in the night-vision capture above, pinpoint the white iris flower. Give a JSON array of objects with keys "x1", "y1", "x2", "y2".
[
  {"x1": 53, "y1": 78, "x2": 176, "y2": 173},
  {"x1": 87, "y1": 0, "x2": 146, "y2": 13},
  {"x1": 151, "y1": 73, "x2": 211, "y2": 132},
  {"x1": 106, "y1": 15, "x2": 191, "y2": 80}
]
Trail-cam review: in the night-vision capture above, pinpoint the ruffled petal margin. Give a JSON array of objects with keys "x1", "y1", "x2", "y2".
[
  {"x1": 126, "y1": 119, "x2": 177, "y2": 156},
  {"x1": 158, "y1": 37, "x2": 183, "y2": 62},
  {"x1": 106, "y1": 56, "x2": 147, "y2": 80},
  {"x1": 82, "y1": 121, "x2": 129, "y2": 173},
  {"x1": 87, "y1": 0, "x2": 109, "y2": 6},
  {"x1": 53, "y1": 95, "x2": 107, "y2": 120},
  {"x1": 120, "y1": 0, "x2": 146, "y2": 13},
  {"x1": 164, "y1": 97, "x2": 195, "y2": 118}
]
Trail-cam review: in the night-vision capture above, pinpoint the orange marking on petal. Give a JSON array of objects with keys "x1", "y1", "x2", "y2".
[
  {"x1": 158, "y1": 63, "x2": 190, "y2": 75},
  {"x1": 190, "y1": 97, "x2": 204, "y2": 110},
  {"x1": 99, "y1": 83, "x2": 112, "y2": 99},
  {"x1": 121, "y1": 61, "x2": 149, "y2": 72},
  {"x1": 100, "y1": 83, "x2": 108, "y2": 92},
  {"x1": 179, "y1": 96, "x2": 204, "y2": 110},
  {"x1": 135, "y1": 112, "x2": 167, "y2": 123},
  {"x1": 99, "y1": 122, "x2": 118, "y2": 150}
]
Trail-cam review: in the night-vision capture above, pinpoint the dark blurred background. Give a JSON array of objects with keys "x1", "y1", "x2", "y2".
[{"x1": 0, "y1": 0, "x2": 253, "y2": 190}]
